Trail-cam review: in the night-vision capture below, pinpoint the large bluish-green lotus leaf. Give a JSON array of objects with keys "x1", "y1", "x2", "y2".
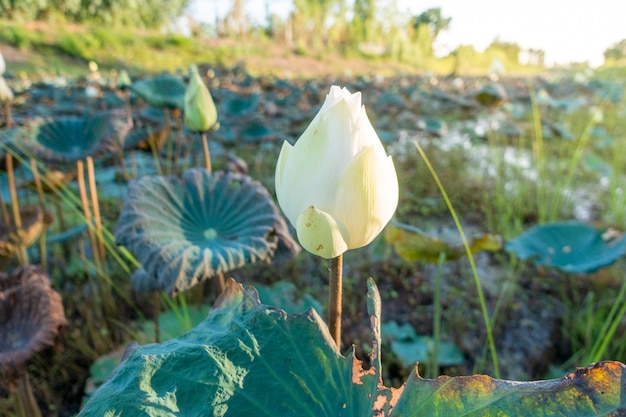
[
  {"x1": 131, "y1": 74, "x2": 186, "y2": 109},
  {"x1": 385, "y1": 222, "x2": 502, "y2": 263},
  {"x1": 505, "y1": 222, "x2": 626, "y2": 273},
  {"x1": 79, "y1": 278, "x2": 388, "y2": 416},
  {"x1": 79, "y1": 278, "x2": 626, "y2": 416},
  {"x1": 10, "y1": 111, "x2": 130, "y2": 164},
  {"x1": 115, "y1": 169, "x2": 290, "y2": 295}
]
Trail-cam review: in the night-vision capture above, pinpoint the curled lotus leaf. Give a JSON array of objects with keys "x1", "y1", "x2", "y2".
[
  {"x1": 10, "y1": 111, "x2": 130, "y2": 164},
  {"x1": 130, "y1": 74, "x2": 186, "y2": 109},
  {"x1": 115, "y1": 169, "x2": 293, "y2": 295},
  {"x1": 505, "y1": 222, "x2": 626, "y2": 273},
  {"x1": 0, "y1": 265, "x2": 66, "y2": 386},
  {"x1": 80, "y1": 278, "x2": 626, "y2": 416},
  {"x1": 385, "y1": 222, "x2": 502, "y2": 263}
]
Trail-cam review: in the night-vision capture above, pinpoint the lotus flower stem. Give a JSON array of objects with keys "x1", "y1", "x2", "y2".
[
  {"x1": 13, "y1": 372, "x2": 42, "y2": 417},
  {"x1": 165, "y1": 110, "x2": 174, "y2": 176},
  {"x1": 328, "y1": 254, "x2": 343, "y2": 349},
  {"x1": 116, "y1": 149, "x2": 131, "y2": 181},
  {"x1": 149, "y1": 139, "x2": 163, "y2": 176},
  {"x1": 200, "y1": 132, "x2": 212, "y2": 172},
  {"x1": 6, "y1": 154, "x2": 28, "y2": 265},
  {"x1": 29, "y1": 159, "x2": 47, "y2": 269},
  {"x1": 77, "y1": 161, "x2": 102, "y2": 272},
  {"x1": 87, "y1": 157, "x2": 106, "y2": 265},
  {"x1": 78, "y1": 160, "x2": 115, "y2": 320},
  {"x1": 0, "y1": 176, "x2": 9, "y2": 226},
  {"x1": 3, "y1": 100, "x2": 11, "y2": 129},
  {"x1": 173, "y1": 117, "x2": 184, "y2": 176}
]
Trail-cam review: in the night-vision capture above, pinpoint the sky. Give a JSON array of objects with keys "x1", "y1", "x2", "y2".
[{"x1": 187, "y1": 0, "x2": 626, "y2": 67}]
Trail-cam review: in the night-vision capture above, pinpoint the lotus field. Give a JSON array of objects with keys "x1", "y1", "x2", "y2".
[{"x1": 1, "y1": 56, "x2": 626, "y2": 416}]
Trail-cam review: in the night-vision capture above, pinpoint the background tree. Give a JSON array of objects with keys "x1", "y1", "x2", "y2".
[
  {"x1": 223, "y1": 0, "x2": 248, "y2": 39},
  {"x1": 349, "y1": 0, "x2": 377, "y2": 44},
  {"x1": 486, "y1": 38, "x2": 521, "y2": 66},
  {"x1": 0, "y1": 0, "x2": 188, "y2": 28},
  {"x1": 604, "y1": 39, "x2": 626, "y2": 65},
  {"x1": 410, "y1": 7, "x2": 450, "y2": 41},
  {"x1": 291, "y1": 0, "x2": 340, "y2": 49}
]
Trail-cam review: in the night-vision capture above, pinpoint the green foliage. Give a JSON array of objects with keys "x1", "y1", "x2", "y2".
[
  {"x1": 0, "y1": 24, "x2": 32, "y2": 49},
  {"x1": 79, "y1": 279, "x2": 626, "y2": 416},
  {"x1": 603, "y1": 39, "x2": 626, "y2": 65},
  {"x1": 486, "y1": 38, "x2": 522, "y2": 66},
  {"x1": 0, "y1": 0, "x2": 188, "y2": 28},
  {"x1": 57, "y1": 31, "x2": 99, "y2": 60},
  {"x1": 410, "y1": 7, "x2": 451, "y2": 40}
]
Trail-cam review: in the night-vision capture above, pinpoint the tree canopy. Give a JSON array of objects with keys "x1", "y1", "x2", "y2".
[{"x1": 0, "y1": 0, "x2": 189, "y2": 28}]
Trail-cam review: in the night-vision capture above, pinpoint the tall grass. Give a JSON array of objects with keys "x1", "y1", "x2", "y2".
[{"x1": 414, "y1": 140, "x2": 500, "y2": 378}]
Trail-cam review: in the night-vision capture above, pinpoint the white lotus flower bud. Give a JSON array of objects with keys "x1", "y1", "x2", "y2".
[
  {"x1": 0, "y1": 52, "x2": 5, "y2": 75},
  {"x1": 184, "y1": 66, "x2": 218, "y2": 132},
  {"x1": 0, "y1": 77, "x2": 13, "y2": 102},
  {"x1": 275, "y1": 85, "x2": 399, "y2": 259}
]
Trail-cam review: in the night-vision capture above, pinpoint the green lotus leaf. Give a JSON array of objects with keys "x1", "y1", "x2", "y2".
[
  {"x1": 221, "y1": 92, "x2": 260, "y2": 117},
  {"x1": 131, "y1": 74, "x2": 186, "y2": 109},
  {"x1": 121, "y1": 109, "x2": 169, "y2": 151},
  {"x1": 473, "y1": 83, "x2": 507, "y2": 107},
  {"x1": 416, "y1": 117, "x2": 448, "y2": 137},
  {"x1": 542, "y1": 120, "x2": 574, "y2": 140},
  {"x1": 253, "y1": 281, "x2": 323, "y2": 315},
  {"x1": 240, "y1": 118, "x2": 274, "y2": 143},
  {"x1": 583, "y1": 153, "x2": 612, "y2": 178},
  {"x1": 382, "y1": 321, "x2": 465, "y2": 367},
  {"x1": 10, "y1": 111, "x2": 130, "y2": 164},
  {"x1": 79, "y1": 278, "x2": 626, "y2": 416},
  {"x1": 115, "y1": 169, "x2": 294, "y2": 295},
  {"x1": 505, "y1": 222, "x2": 626, "y2": 273}
]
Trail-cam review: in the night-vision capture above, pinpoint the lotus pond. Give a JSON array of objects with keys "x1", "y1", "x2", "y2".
[{"x1": 0, "y1": 62, "x2": 626, "y2": 415}]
